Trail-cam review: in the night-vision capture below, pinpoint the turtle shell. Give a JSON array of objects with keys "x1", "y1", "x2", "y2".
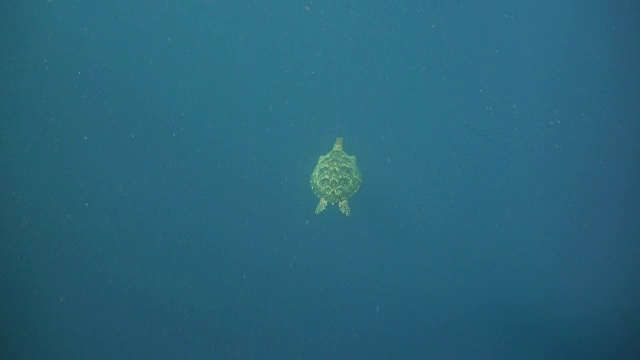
[{"x1": 310, "y1": 138, "x2": 362, "y2": 214}]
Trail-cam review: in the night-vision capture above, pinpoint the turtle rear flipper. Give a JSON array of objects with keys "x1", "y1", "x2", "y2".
[
  {"x1": 315, "y1": 198, "x2": 327, "y2": 214},
  {"x1": 339, "y1": 200, "x2": 350, "y2": 216}
]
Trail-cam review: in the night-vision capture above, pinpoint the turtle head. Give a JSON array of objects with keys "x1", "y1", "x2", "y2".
[{"x1": 333, "y1": 137, "x2": 344, "y2": 151}]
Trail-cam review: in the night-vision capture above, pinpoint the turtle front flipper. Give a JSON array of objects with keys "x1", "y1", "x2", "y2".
[
  {"x1": 339, "y1": 200, "x2": 351, "y2": 216},
  {"x1": 315, "y1": 198, "x2": 327, "y2": 214}
]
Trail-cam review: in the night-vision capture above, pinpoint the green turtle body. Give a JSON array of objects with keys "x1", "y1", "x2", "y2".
[{"x1": 310, "y1": 137, "x2": 362, "y2": 216}]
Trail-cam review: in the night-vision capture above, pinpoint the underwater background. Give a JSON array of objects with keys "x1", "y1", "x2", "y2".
[{"x1": 1, "y1": 0, "x2": 639, "y2": 358}]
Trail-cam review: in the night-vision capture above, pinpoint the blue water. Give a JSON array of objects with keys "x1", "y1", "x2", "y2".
[{"x1": 2, "y1": 0, "x2": 639, "y2": 358}]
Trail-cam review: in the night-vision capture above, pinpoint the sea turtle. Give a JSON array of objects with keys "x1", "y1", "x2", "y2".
[{"x1": 310, "y1": 137, "x2": 362, "y2": 216}]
